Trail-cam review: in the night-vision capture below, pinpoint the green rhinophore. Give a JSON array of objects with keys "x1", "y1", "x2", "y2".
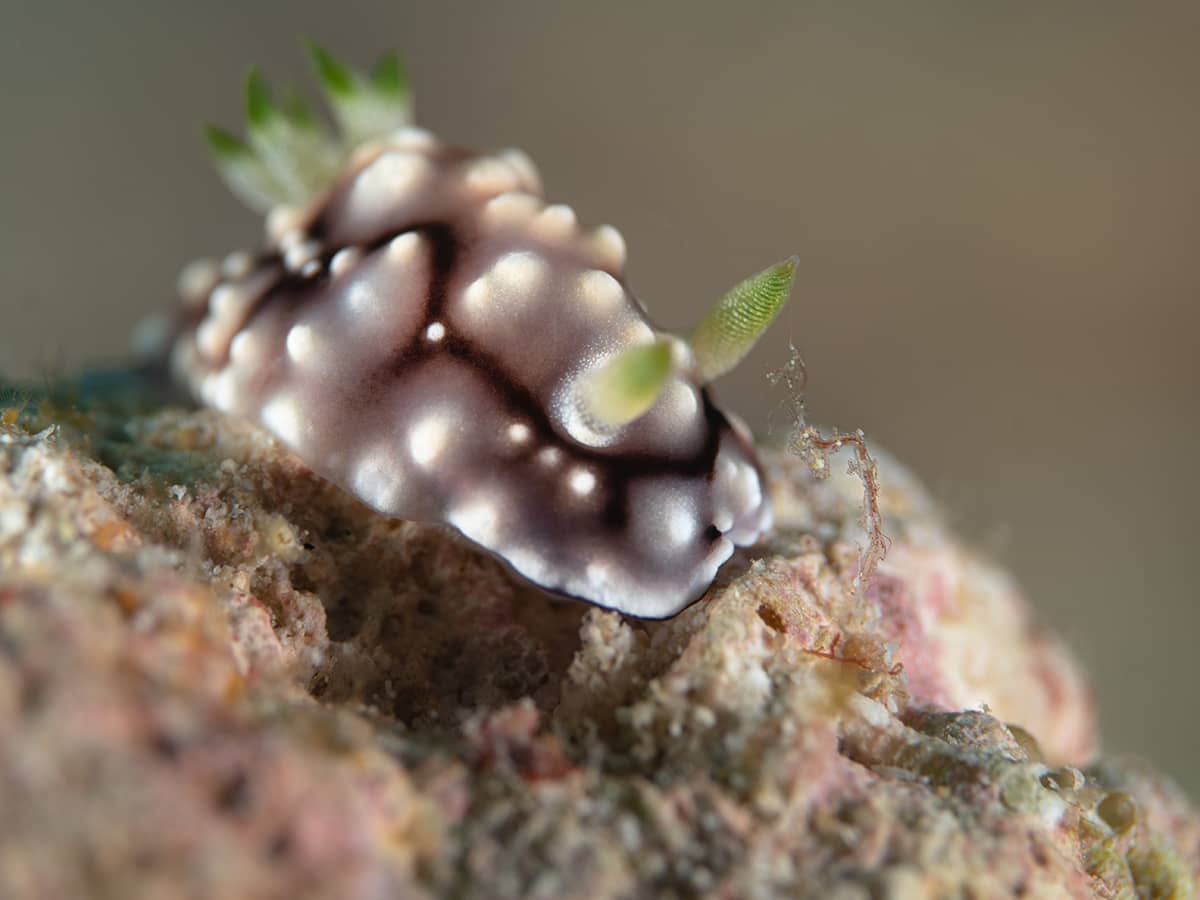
[
  {"x1": 582, "y1": 339, "x2": 674, "y2": 428},
  {"x1": 689, "y1": 256, "x2": 798, "y2": 383}
]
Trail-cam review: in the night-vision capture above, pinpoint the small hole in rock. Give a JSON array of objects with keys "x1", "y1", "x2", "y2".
[
  {"x1": 325, "y1": 596, "x2": 365, "y2": 641},
  {"x1": 267, "y1": 830, "x2": 292, "y2": 859},
  {"x1": 216, "y1": 770, "x2": 252, "y2": 814}
]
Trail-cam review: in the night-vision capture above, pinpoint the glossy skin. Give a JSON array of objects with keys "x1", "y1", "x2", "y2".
[{"x1": 174, "y1": 128, "x2": 771, "y2": 617}]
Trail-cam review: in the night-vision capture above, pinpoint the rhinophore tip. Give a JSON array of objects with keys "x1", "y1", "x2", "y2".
[{"x1": 689, "y1": 256, "x2": 798, "y2": 383}]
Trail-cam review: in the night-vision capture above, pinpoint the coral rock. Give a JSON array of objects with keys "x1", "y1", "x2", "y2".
[{"x1": 0, "y1": 384, "x2": 1194, "y2": 898}]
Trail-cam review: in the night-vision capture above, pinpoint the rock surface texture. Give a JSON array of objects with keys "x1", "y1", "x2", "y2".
[{"x1": 0, "y1": 386, "x2": 1195, "y2": 898}]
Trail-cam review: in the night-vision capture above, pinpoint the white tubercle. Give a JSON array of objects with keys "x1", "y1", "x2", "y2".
[
  {"x1": 351, "y1": 446, "x2": 409, "y2": 513},
  {"x1": 576, "y1": 269, "x2": 626, "y2": 312},
  {"x1": 409, "y1": 412, "x2": 452, "y2": 469},
  {"x1": 221, "y1": 250, "x2": 254, "y2": 280},
  {"x1": 330, "y1": 247, "x2": 362, "y2": 278},
  {"x1": 285, "y1": 323, "x2": 319, "y2": 365},
  {"x1": 386, "y1": 126, "x2": 437, "y2": 151},
  {"x1": 284, "y1": 240, "x2": 321, "y2": 272},
  {"x1": 497, "y1": 148, "x2": 542, "y2": 194},
  {"x1": 261, "y1": 394, "x2": 306, "y2": 448},
  {"x1": 481, "y1": 191, "x2": 540, "y2": 227},
  {"x1": 465, "y1": 157, "x2": 520, "y2": 195},
  {"x1": 229, "y1": 329, "x2": 265, "y2": 368},
  {"x1": 492, "y1": 251, "x2": 545, "y2": 290},
  {"x1": 266, "y1": 205, "x2": 306, "y2": 244},
  {"x1": 568, "y1": 467, "x2": 597, "y2": 497},
  {"x1": 348, "y1": 150, "x2": 432, "y2": 220},
  {"x1": 177, "y1": 258, "x2": 220, "y2": 305},
  {"x1": 387, "y1": 231, "x2": 422, "y2": 262},
  {"x1": 592, "y1": 225, "x2": 627, "y2": 269},
  {"x1": 535, "y1": 204, "x2": 578, "y2": 237}
]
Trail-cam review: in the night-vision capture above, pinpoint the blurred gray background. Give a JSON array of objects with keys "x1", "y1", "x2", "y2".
[{"x1": 3, "y1": 3, "x2": 1197, "y2": 792}]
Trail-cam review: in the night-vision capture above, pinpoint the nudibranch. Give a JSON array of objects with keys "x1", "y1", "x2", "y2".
[{"x1": 172, "y1": 47, "x2": 795, "y2": 618}]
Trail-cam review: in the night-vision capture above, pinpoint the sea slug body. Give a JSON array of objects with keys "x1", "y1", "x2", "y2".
[{"x1": 172, "y1": 48, "x2": 794, "y2": 617}]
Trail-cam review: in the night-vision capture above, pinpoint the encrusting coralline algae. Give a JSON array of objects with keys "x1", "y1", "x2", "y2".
[{"x1": 0, "y1": 386, "x2": 1195, "y2": 898}]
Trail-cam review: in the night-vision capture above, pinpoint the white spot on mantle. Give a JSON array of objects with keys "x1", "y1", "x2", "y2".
[
  {"x1": 387, "y1": 231, "x2": 421, "y2": 263},
  {"x1": 330, "y1": 247, "x2": 362, "y2": 278},
  {"x1": 229, "y1": 330, "x2": 264, "y2": 368},
  {"x1": 286, "y1": 323, "x2": 317, "y2": 364},
  {"x1": 568, "y1": 468, "x2": 596, "y2": 497},
  {"x1": 465, "y1": 157, "x2": 518, "y2": 194},
  {"x1": 448, "y1": 497, "x2": 502, "y2": 547},
  {"x1": 492, "y1": 251, "x2": 545, "y2": 289},
  {"x1": 358, "y1": 151, "x2": 429, "y2": 198},
  {"x1": 576, "y1": 270, "x2": 625, "y2": 311},
  {"x1": 409, "y1": 413, "x2": 451, "y2": 468},
  {"x1": 262, "y1": 395, "x2": 305, "y2": 447},
  {"x1": 592, "y1": 224, "x2": 627, "y2": 269}
]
